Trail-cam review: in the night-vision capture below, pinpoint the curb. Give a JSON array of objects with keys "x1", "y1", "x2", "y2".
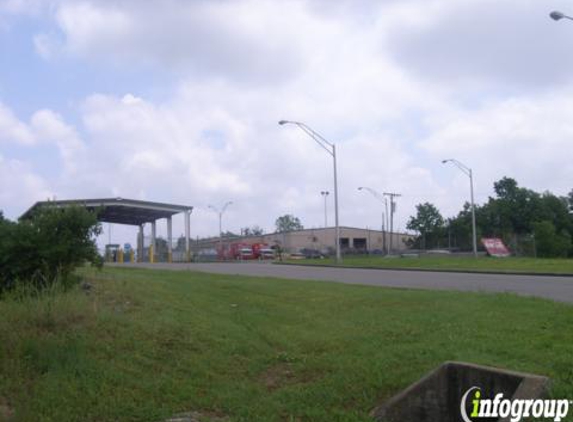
[{"x1": 273, "y1": 262, "x2": 573, "y2": 278}]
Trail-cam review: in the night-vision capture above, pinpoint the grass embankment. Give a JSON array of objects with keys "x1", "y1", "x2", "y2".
[
  {"x1": 285, "y1": 255, "x2": 573, "y2": 275},
  {"x1": 1, "y1": 267, "x2": 573, "y2": 421}
]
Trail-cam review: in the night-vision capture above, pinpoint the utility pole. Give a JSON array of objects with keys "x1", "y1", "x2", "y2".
[
  {"x1": 320, "y1": 191, "x2": 329, "y2": 228},
  {"x1": 383, "y1": 192, "x2": 402, "y2": 254},
  {"x1": 358, "y1": 186, "x2": 390, "y2": 255},
  {"x1": 442, "y1": 159, "x2": 477, "y2": 258}
]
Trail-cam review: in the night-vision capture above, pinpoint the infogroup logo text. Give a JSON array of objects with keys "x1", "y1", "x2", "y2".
[{"x1": 460, "y1": 387, "x2": 570, "y2": 422}]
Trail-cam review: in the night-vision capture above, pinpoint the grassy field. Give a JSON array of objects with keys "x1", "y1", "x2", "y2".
[
  {"x1": 285, "y1": 255, "x2": 573, "y2": 275},
  {"x1": 1, "y1": 267, "x2": 573, "y2": 422}
]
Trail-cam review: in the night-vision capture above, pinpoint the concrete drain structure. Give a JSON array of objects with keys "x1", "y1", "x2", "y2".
[{"x1": 372, "y1": 361, "x2": 549, "y2": 422}]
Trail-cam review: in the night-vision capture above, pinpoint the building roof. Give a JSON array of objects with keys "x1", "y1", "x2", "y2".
[{"x1": 21, "y1": 198, "x2": 193, "y2": 226}]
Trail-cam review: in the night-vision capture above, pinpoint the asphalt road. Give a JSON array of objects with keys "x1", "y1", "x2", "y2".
[{"x1": 114, "y1": 262, "x2": 573, "y2": 304}]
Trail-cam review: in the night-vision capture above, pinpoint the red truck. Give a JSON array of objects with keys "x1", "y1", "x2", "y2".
[
  {"x1": 218, "y1": 242, "x2": 275, "y2": 260},
  {"x1": 252, "y1": 243, "x2": 276, "y2": 260}
]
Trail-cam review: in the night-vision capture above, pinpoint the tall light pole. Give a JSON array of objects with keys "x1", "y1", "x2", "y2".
[
  {"x1": 550, "y1": 10, "x2": 573, "y2": 21},
  {"x1": 320, "y1": 191, "x2": 330, "y2": 228},
  {"x1": 208, "y1": 201, "x2": 233, "y2": 259},
  {"x1": 442, "y1": 159, "x2": 477, "y2": 258},
  {"x1": 358, "y1": 186, "x2": 389, "y2": 254},
  {"x1": 279, "y1": 120, "x2": 341, "y2": 263},
  {"x1": 383, "y1": 192, "x2": 401, "y2": 254}
]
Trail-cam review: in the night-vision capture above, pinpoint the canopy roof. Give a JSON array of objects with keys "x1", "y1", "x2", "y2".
[{"x1": 21, "y1": 198, "x2": 193, "y2": 226}]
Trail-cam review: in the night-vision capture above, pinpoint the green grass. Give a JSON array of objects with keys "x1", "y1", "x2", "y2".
[
  {"x1": 1, "y1": 267, "x2": 573, "y2": 421},
  {"x1": 286, "y1": 255, "x2": 573, "y2": 275}
]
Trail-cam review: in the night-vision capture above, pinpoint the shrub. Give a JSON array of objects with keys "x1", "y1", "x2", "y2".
[{"x1": 0, "y1": 205, "x2": 102, "y2": 294}]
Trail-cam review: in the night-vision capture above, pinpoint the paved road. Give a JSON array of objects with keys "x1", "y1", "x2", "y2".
[{"x1": 114, "y1": 262, "x2": 573, "y2": 304}]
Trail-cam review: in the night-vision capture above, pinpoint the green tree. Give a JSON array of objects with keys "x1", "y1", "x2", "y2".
[
  {"x1": 175, "y1": 235, "x2": 186, "y2": 251},
  {"x1": 538, "y1": 193, "x2": 572, "y2": 235},
  {"x1": 532, "y1": 221, "x2": 571, "y2": 258},
  {"x1": 241, "y1": 226, "x2": 265, "y2": 236},
  {"x1": 492, "y1": 177, "x2": 542, "y2": 236},
  {"x1": 446, "y1": 177, "x2": 573, "y2": 256},
  {"x1": 447, "y1": 202, "x2": 476, "y2": 251},
  {"x1": 406, "y1": 203, "x2": 445, "y2": 249},
  {"x1": 567, "y1": 189, "x2": 573, "y2": 212},
  {"x1": 275, "y1": 214, "x2": 303, "y2": 233},
  {"x1": 0, "y1": 205, "x2": 102, "y2": 294}
]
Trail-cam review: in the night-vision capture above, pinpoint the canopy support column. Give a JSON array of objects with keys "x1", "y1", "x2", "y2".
[
  {"x1": 138, "y1": 224, "x2": 144, "y2": 262},
  {"x1": 185, "y1": 209, "x2": 191, "y2": 262},
  {"x1": 167, "y1": 216, "x2": 173, "y2": 263},
  {"x1": 150, "y1": 221, "x2": 156, "y2": 263}
]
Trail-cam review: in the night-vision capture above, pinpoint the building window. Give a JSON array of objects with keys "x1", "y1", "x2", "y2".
[{"x1": 353, "y1": 238, "x2": 367, "y2": 250}]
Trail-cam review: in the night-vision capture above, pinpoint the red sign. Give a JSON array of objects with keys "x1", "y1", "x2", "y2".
[{"x1": 481, "y1": 238, "x2": 511, "y2": 257}]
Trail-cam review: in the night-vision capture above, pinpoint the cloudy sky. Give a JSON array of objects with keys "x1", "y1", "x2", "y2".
[{"x1": 1, "y1": 0, "x2": 573, "y2": 245}]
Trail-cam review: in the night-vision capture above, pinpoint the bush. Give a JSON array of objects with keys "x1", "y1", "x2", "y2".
[
  {"x1": 0, "y1": 205, "x2": 102, "y2": 294},
  {"x1": 532, "y1": 220, "x2": 572, "y2": 258}
]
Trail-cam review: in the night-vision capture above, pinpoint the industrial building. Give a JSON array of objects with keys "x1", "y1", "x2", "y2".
[
  {"x1": 196, "y1": 226, "x2": 413, "y2": 256},
  {"x1": 21, "y1": 198, "x2": 413, "y2": 262}
]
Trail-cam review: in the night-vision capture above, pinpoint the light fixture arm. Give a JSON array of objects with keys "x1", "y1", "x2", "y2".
[
  {"x1": 550, "y1": 10, "x2": 573, "y2": 21},
  {"x1": 282, "y1": 120, "x2": 334, "y2": 156},
  {"x1": 443, "y1": 158, "x2": 471, "y2": 176},
  {"x1": 358, "y1": 186, "x2": 386, "y2": 204}
]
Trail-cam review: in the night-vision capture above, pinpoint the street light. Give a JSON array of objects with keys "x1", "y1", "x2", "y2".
[
  {"x1": 358, "y1": 186, "x2": 389, "y2": 254},
  {"x1": 279, "y1": 120, "x2": 341, "y2": 262},
  {"x1": 442, "y1": 159, "x2": 478, "y2": 258},
  {"x1": 320, "y1": 191, "x2": 329, "y2": 228},
  {"x1": 382, "y1": 192, "x2": 401, "y2": 254},
  {"x1": 208, "y1": 201, "x2": 233, "y2": 259},
  {"x1": 550, "y1": 10, "x2": 573, "y2": 21}
]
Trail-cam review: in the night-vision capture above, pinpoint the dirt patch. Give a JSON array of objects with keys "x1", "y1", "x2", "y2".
[
  {"x1": 0, "y1": 398, "x2": 14, "y2": 421},
  {"x1": 164, "y1": 410, "x2": 228, "y2": 422},
  {"x1": 260, "y1": 362, "x2": 296, "y2": 391}
]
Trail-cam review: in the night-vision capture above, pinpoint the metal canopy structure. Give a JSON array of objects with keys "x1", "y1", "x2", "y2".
[
  {"x1": 22, "y1": 197, "x2": 192, "y2": 225},
  {"x1": 21, "y1": 198, "x2": 194, "y2": 263}
]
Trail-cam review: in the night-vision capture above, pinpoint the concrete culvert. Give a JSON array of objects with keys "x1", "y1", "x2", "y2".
[{"x1": 372, "y1": 361, "x2": 550, "y2": 422}]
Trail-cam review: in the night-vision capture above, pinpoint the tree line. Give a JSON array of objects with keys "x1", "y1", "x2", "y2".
[{"x1": 406, "y1": 177, "x2": 573, "y2": 257}]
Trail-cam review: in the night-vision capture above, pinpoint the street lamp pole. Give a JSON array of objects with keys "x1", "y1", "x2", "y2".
[
  {"x1": 320, "y1": 191, "x2": 330, "y2": 228},
  {"x1": 383, "y1": 192, "x2": 401, "y2": 254},
  {"x1": 208, "y1": 201, "x2": 233, "y2": 259},
  {"x1": 442, "y1": 159, "x2": 478, "y2": 258},
  {"x1": 279, "y1": 120, "x2": 341, "y2": 263},
  {"x1": 358, "y1": 186, "x2": 389, "y2": 254}
]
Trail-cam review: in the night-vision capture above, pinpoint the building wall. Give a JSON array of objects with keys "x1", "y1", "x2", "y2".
[{"x1": 208, "y1": 227, "x2": 413, "y2": 253}]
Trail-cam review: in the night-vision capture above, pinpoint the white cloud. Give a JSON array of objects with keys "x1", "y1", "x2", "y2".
[
  {"x1": 31, "y1": 109, "x2": 86, "y2": 175},
  {"x1": 0, "y1": 154, "x2": 53, "y2": 218},
  {"x1": 0, "y1": 0, "x2": 45, "y2": 15},
  {"x1": 421, "y1": 90, "x2": 573, "y2": 198},
  {"x1": 384, "y1": 0, "x2": 573, "y2": 91},
  {"x1": 34, "y1": 0, "x2": 312, "y2": 84},
  {"x1": 0, "y1": 104, "x2": 86, "y2": 191},
  {"x1": 0, "y1": 103, "x2": 35, "y2": 145}
]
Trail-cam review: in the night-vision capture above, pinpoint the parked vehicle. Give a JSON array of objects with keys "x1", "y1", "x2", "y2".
[
  {"x1": 251, "y1": 243, "x2": 269, "y2": 259},
  {"x1": 218, "y1": 242, "x2": 273, "y2": 260},
  {"x1": 239, "y1": 247, "x2": 255, "y2": 260},
  {"x1": 258, "y1": 248, "x2": 276, "y2": 260},
  {"x1": 300, "y1": 248, "x2": 324, "y2": 259}
]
